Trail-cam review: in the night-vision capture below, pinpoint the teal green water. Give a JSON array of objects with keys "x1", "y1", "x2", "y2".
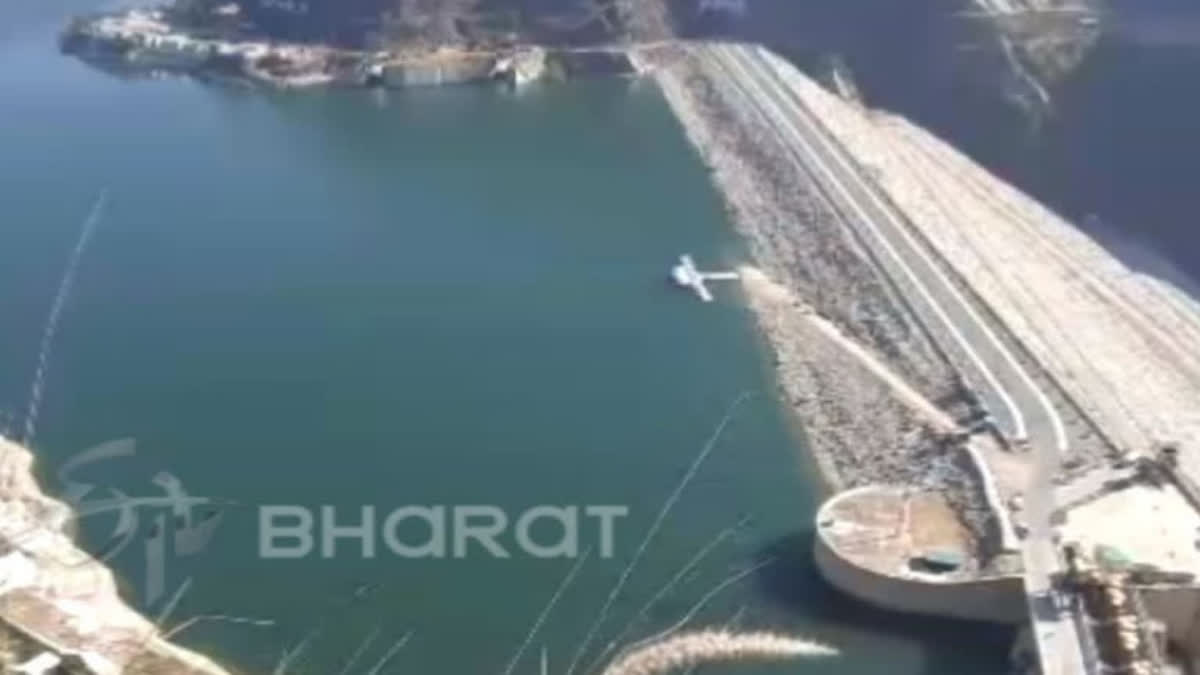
[{"x1": 0, "y1": 16, "x2": 1011, "y2": 675}]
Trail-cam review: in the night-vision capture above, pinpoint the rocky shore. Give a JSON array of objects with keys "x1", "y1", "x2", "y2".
[
  {"x1": 0, "y1": 436, "x2": 233, "y2": 675},
  {"x1": 60, "y1": 8, "x2": 635, "y2": 90}
]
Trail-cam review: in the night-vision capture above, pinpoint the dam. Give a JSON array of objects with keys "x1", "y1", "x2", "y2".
[
  {"x1": 651, "y1": 41, "x2": 1200, "y2": 675},
  {"x1": 8, "y1": 1, "x2": 1200, "y2": 672}
]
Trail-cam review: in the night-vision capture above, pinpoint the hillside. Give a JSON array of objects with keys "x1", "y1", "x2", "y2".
[{"x1": 171, "y1": 0, "x2": 644, "y2": 48}]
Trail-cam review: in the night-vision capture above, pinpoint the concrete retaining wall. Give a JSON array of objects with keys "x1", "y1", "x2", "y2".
[
  {"x1": 814, "y1": 486, "x2": 1027, "y2": 623},
  {"x1": 814, "y1": 529, "x2": 1026, "y2": 623},
  {"x1": 382, "y1": 54, "x2": 495, "y2": 87}
]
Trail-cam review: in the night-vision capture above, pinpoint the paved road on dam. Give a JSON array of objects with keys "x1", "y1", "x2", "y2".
[{"x1": 698, "y1": 43, "x2": 1088, "y2": 674}]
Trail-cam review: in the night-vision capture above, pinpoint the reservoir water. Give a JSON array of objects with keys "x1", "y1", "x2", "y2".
[{"x1": 0, "y1": 8, "x2": 1020, "y2": 675}]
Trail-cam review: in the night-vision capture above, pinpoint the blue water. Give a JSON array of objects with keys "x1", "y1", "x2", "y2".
[{"x1": 0, "y1": 8, "x2": 1013, "y2": 675}]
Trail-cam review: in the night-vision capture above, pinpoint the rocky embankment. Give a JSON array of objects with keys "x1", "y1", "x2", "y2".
[
  {"x1": 0, "y1": 436, "x2": 232, "y2": 675},
  {"x1": 643, "y1": 39, "x2": 1200, "y2": 573},
  {"x1": 644, "y1": 46, "x2": 1004, "y2": 558}
]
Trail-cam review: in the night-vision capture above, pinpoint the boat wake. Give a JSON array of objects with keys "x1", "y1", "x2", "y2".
[{"x1": 21, "y1": 189, "x2": 108, "y2": 446}]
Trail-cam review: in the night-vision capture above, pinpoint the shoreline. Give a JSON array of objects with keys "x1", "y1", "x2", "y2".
[
  {"x1": 60, "y1": 9, "x2": 638, "y2": 91},
  {"x1": 45, "y1": 13, "x2": 1022, "y2": 662},
  {"x1": 21, "y1": 3, "x2": 1200, "y2": 668},
  {"x1": 0, "y1": 435, "x2": 234, "y2": 674}
]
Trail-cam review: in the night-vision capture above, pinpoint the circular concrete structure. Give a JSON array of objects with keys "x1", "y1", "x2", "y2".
[{"x1": 814, "y1": 485, "x2": 1026, "y2": 624}]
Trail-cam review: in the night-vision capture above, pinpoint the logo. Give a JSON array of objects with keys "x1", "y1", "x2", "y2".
[
  {"x1": 61, "y1": 439, "x2": 226, "y2": 608},
  {"x1": 259, "y1": 504, "x2": 628, "y2": 560},
  {"x1": 2, "y1": 438, "x2": 228, "y2": 610}
]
